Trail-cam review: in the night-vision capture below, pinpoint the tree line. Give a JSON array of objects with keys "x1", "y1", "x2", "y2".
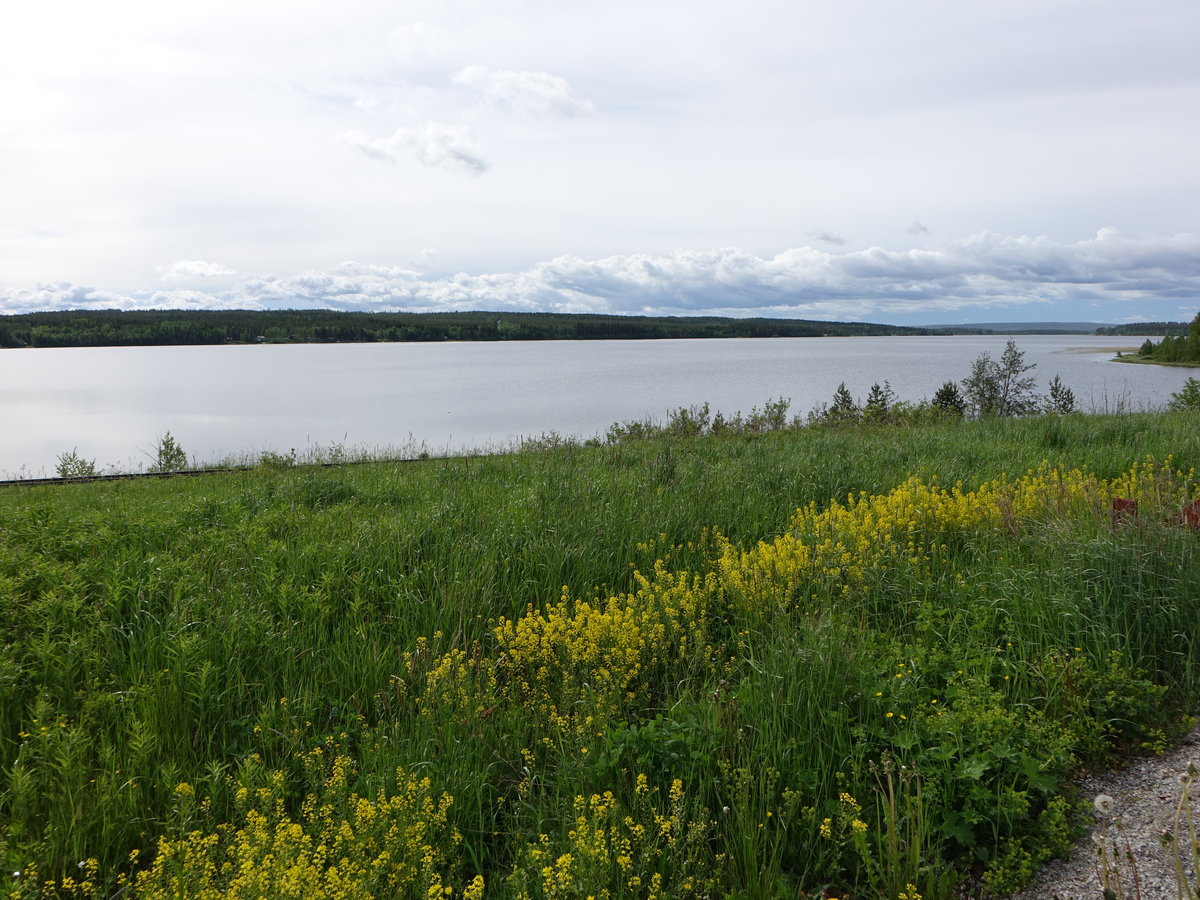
[
  {"x1": 0, "y1": 309, "x2": 935, "y2": 349},
  {"x1": 1095, "y1": 321, "x2": 1191, "y2": 336},
  {"x1": 1131, "y1": 311, "x2": 1200, "y2": 364}
]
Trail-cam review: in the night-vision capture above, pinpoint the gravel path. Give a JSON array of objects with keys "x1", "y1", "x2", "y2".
[{"x1": 1005, "y1": 722, "x2": 1200, "y2": 900}]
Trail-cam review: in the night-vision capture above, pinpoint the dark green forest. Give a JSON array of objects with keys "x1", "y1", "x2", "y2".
[
  {"x1": 1131, "y1": 311, "x2": 1200, "y2": 364},
  {"x1": 1095, "y1": 321, "x2": 1192, "y2": 337},
  {"x1": 0, "y1": 309, "x2": 936, "y2": 348}
]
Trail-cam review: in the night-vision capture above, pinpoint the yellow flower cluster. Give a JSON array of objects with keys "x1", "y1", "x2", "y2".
[
  {"x1": 1107, "y1": 455, "x2": 1198, "y2": 510},
  {"x1": 415, "y1": 458, "x2": 1197, "y2": 747},
  {"x1": 120, "y1": 757, "x2": 472, "y2": 900},
  {"x1": 506, "y1": 777, "x2": 715, "y2": 899},
  {"x1": 816, "y1": 791, "x2": 868, "y2": 850},
  {"x1": 21, "y1": 858, "x2": 102, "y2": 899},
  {"x1": 719, "y1": 460, "x2": 1194, "y2": 613},
  {"x1": 416, "y1": 644, "x2": 499, "y2": 720},
  {"x1": 420, "y1": 564, "x2": 723, "y2": 734}
]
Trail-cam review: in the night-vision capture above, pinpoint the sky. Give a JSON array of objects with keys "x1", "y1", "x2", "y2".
[{"x1": 1, "y1": 0, "x2": 1198, "y2": 326}]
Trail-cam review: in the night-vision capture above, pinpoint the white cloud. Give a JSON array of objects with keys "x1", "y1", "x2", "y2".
[
  {"x1": 453, "y1": 65, "x2": 595, "y2": 117},
  {"x1": 341, "y1": 123, "x2": 488, "y2": 174},
  {"x1": 158, "y1": 260, "x2": 239, "y2": 281},
  {"x1": 6, "y1": 232, "x2": 1197, "y2": 323}
]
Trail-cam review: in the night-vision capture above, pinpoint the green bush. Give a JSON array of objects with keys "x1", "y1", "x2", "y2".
[
  {"x1": 1168, "y1": 377, "x2": 1200, "y2": 411},
  {"x1": 148, "y1": 432, "x2": 188, "y2": 472},
  {"x1": 54, "y1": 448, "x2": 97, "y2": 479}
]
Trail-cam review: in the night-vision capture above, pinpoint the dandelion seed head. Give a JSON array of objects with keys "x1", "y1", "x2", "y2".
[{"x1": 1094, "y1": 794, "x2": 1115, "y2": 814}]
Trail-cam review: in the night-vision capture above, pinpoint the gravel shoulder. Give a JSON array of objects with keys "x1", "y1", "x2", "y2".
[{"x1": 1005, "y1": 722, "x2": 1200, "y2": 900}]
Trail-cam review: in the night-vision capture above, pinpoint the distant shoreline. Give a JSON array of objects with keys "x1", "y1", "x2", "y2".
[{"x1": 2, "y1": 308, "x2": 1186, "y2": 350}]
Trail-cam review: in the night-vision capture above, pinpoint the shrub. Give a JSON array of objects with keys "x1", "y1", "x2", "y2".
[
  {"x1": 932, "y1": 381, "x2": 967, "y2": 418},
  {"x1": 863, "y1": 381, "x2": 897, "y2": 424},
  {"x1": 1168, "y1": 377, "x2": 1200, "y2": 412},
  {"x1": 257, "y1": 448, "x2": 298, "y2": 469},
  {"x1": 1045, "y1": 375, "x2": 1077, "y2": 415},
  {"x1": 962, "y1": 340, "x2": 1042, "y2": 417},
  {"x1": 148, "y1": 432, "x2": 189, "y2": 472},
  {"x1": 55, "y1": 448, "x2": 97, "y2": 479}
]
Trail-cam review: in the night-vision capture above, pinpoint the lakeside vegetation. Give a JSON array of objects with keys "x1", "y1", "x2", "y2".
[
  {"x1": 1123, "y1": 311, "x2": 1200, "y2": 367},
  {"x1": 0, "y1": 310, "x2": 935, "y2": 349},
  {"x1": 4, "y1": 397, "x2": 1200, "y2": 898}
]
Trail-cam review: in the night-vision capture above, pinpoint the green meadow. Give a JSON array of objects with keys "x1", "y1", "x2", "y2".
[{"x1": 3, "y1": 412, "x2": 1199, "y2": 898}]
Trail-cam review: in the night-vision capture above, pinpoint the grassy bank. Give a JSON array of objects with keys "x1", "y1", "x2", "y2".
[
  {"x1": 1114, "y1": 354, "x2": 1200, "y2": 368},
  {"x1": 3, "y1": 412, "x2": 1200, "y2": 898}
]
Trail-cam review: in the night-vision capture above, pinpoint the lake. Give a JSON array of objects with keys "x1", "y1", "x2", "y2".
[{"x1": 0, "y1": 334, "x2": 1191, "y2": 477}]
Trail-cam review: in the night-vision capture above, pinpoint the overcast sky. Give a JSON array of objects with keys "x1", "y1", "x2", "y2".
[{"x1": 1, "y1": 0, "x2": 1197, "y2": 325}]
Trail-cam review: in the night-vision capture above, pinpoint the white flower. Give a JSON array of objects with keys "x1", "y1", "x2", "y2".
[{"x1": 1094, "y1": 794, "x2": 1115, "y2": 814}]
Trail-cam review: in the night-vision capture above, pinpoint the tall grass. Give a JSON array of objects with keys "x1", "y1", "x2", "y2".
[{"x1": 2, "y1": 411, "x2": 1199, "y2": 898}]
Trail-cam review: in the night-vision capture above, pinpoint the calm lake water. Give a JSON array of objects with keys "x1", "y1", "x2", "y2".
[{"x1": 0, "y1": 335, "x2": 1191, "y2": 477}]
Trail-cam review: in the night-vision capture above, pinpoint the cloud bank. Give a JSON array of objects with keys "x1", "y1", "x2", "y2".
[{"x1": 3, "y1": 231, "x2": 1197, "y2": 323}]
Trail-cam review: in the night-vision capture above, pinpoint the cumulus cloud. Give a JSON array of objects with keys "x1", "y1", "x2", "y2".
[
  {"x1": 4, "y1": 232, "x2": 1198, "y2": 321},
  {"x1": 0, "y1": 281, "x2": 243, "y2": 314},
  {"x1": 907, "y1": 220, "x2": 930, "y2": 235},
  {"x1": 158, "y1": 260, "x2": 239, "y2": 281},
  {"x1": 453, "y1": 65, "x2": 595, "y2": 117},
  {"x1": 341, "y1": 123, "x2": 488, "y2": 174}
]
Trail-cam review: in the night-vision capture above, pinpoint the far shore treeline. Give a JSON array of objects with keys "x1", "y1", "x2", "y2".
[
  {"x1": 0, "y1": 310, "x2": 925, "y2": 348},
  {"x1": 0, "y1": 308, "x2": 1186, "y2": 349}
]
